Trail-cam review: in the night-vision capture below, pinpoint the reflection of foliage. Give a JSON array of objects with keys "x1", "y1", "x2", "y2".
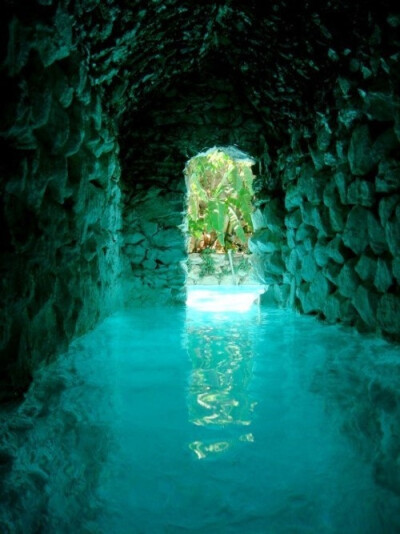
[
  {"x1": 186, "y1": 322, "x2": 255, "y2": 428},
  {"x1": 186, "y1": 149, "x2": 254, "y2": 253}
]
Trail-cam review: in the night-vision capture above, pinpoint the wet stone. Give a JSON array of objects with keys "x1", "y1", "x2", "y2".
[
  {"x1": 374, "y1": 258, "x2": 393, "y2": 293},
  {"x1": 343, "y1": 206, "x2": 370, "y2": 255},
  {"x1": 355, "y1": 255, "x2": 377, "y2": 282},
  {"x1": 348, "y1": 125, "x2": 375, "y2": 176}
]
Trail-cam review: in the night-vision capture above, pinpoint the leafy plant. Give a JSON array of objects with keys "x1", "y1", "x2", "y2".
[
  {"x1": 199, "y1": 248, "x2": 216, "y2": 277},
  {"x1": 186, "y1": 149, "x2": 254, "y2": 253}
]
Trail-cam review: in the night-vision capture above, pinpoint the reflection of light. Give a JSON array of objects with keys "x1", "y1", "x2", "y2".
[
  {"x1": 186, "y1": 285, "x2": 266, "y2": 313},
  {"x1": 239, "y1": 433, "x2": 254, "y2": 443},
  {"x1": 189, "y1": 440, "x2": 230, "y2": 460}
]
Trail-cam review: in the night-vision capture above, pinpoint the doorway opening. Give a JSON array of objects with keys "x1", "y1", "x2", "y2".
[{"x1": 184, "y1": 146, "x2": 257, "y2": 286}]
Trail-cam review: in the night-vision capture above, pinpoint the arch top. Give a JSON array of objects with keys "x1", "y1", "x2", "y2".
[{"x1": 189, "y1": 146, "x2": 256, "y2": 166}]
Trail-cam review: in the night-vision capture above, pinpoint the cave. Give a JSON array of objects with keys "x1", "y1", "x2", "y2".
[{"x1": 1, "y1": 1, "x2": 400, "y2": 532}]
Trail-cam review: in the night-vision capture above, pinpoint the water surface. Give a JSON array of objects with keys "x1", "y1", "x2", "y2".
[{"x1": 1, "y1": 294, "x2": 400, "y2": 533}]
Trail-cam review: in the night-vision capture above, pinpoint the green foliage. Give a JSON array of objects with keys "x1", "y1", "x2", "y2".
[
  {"x1": 199, "y1": 248, "x2": 216, "y2": 277},
  {"x1": 186, "y1": 150, "x2": 254, "y2": 253}
]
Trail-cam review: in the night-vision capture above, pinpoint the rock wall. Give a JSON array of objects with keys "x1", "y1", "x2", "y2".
[
  {"x1": 0, "y1": 6, "x2": 123, "y2": 398},
  {"x1": 1, "y1": 1, "x2": 399, "y2": 396},
  {"x1": 250, "y1": 15, "x2": 400, "y2": 339},
  {"x1": 120, "y1": 177, "x2": 187, "y2": 305},
  {"x1": 186, "y1": 252, "x2": 256, "y2": 286}
]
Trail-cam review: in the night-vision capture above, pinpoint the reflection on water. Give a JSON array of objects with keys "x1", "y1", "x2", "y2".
[
  {"x1": 185, "y1": 305, "x2": 259, "y2": 459},
  {"x1": 1, "y1": 304, "x2": 400, "y2": 533}
]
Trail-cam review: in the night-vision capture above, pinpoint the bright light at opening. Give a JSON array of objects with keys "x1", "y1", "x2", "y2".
[{"x1": 186, "y1": 286, "x2": 266, "y2": 313}]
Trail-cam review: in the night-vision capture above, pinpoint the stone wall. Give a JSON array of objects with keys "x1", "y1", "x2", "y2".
[
  {"x1": 0, "y1": 7, "x2": 123, "y2": 398},
  {"x1": 1, "y1": 1, "x2": 400, "y2": 396},
  {"x1": 120, "y1": 177, "x2": 187, "y2": 305},
  {"x1": 250, "y1": 17, "x2": 400, "y2": 339},
  {"x1": 186, "y1": 253, "x2": 256, "y2": 286}
]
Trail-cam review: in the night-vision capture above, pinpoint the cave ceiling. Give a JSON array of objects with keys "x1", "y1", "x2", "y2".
[
  {"x1": 2, "y1": 0, "x2": 399, "y2": 151},
  {"x1": 68, "y1": 0, "x2": 398, "y2": 134}
]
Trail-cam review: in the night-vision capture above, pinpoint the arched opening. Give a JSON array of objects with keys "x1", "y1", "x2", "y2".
[{"x1": 184, "y1": 146, "x2": 257, "y2": 286}]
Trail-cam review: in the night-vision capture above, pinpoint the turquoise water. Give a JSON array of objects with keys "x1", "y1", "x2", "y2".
[{"x1": 1, "y1": 290, "x2": 400, "y2": 533}]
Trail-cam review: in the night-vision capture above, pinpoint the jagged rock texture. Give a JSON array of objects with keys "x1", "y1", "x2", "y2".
[{"x1": 1, "y1": 0, "x2": 400, "y2": 394}]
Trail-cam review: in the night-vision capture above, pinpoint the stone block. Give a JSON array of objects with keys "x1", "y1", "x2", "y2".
[
  {"x1": 152, "y1": 228, "x2": 183, "y2": 248},
  {"x1": 126, "y1": 244, "x2": 146, "y2": 264},
  {"x1": 63, "y1": 102, "x2": 85, "y2": 157},
  {"x1": 157, "y1": 247, "x2": 186, "y2": 266},
  {"x1": 309, "y1": 145, "x2": 325, "y2": 171},
  {"x1": 298, "y1": 170, "x2": 325, "y2": 205},
  {"x1": 334, "y1": 170, "x2": 349, "y2": 204},
  {"x1": 272, "y1": 283, "x2": 291, "y2": 306},
  {"x1": 266, "y1": 201, "x2": 285, "y2": 233},
  {"x1": 285, "y1": 208, "x2": 302, "y2": 229},
  {"x1": 125, "y1": 232, "x2": 145, "y2": 245},
  {"x1": 329, "y1": 206, "x2": 346, "y2": 232},
  {"x1": 326, "y1": 236, "x2": 346, "y2": 264},
  {"x1": 287, "y1": 228, "x2": 296, "y2": 249},
  {"x1": 377, "y1": 294, "x2": 400, "y2": 336},
  {"x1": 141, "y1": 221, "x2": 158, "y2": 237},
  {"x1": 267, "y1": 252, "x2": 286, "y2": 276},
  {"x1": 323, "y1": 262, "x2": 341, "y2": 284},
  {"x1": 300, "y1": 203, "x2": 330, "y2": 236},
  {"x1": 250, "y1": 254, "x2": 269, "y2": 284},
  {"x1": 142, "y1": 259, "x2": 157, "y2": 270},
  {"x1": 323, "y1": 292, "x2": 341, "y2": 323},
  {"x1": 338, "y1": 108, "x2": 363, "y2": 129},
  {"x1": 36, "y1": 100, "x2": 70, "y2": 154},
  {"x1": 376, "y1": 159, "x2": 400, "y2": 193},
  {"x1": 352, "y1": 285, "x2": 378, "y2": 327},
  {"x1": 30, "y1": 85, "x2": 52, "y2": 129},
  {"x1": 323, "y1": 180, "x2": 340, "y2": 209},
  {"x1": 336, "y1": 140, "x2": 347, "y2": 163},
  {"x1": 285, "y1": 249, "x2": 301, "y2": 275},
  {"x1": 324, "y1": 153, "x2": 337, "y2": 167},
  {"x1": 343, "y1": 206, "x2": 370, "y2": 254},
  {"x1": 348, "y1": 124, "x2": 376, "y2": 176},
  {"x1": 314, "y1": 239, "x2": 329, "y2": 267},
  {"x1": 367, "y1": 212, "x2": 388, "y2": 255},
  {"x1": 295, "y1": 223, "x2": 315, "y2": 243},
  {"x1": 337, "y1": 260, "x2": 360, "y2": 298},
  {"x1": 301, "y1": 253, "x2": 318, "y2": 282},
  {"x1": 378, "y1": 195, "x2": 399, "y2": 226},
  {"x1": 316, "y1": 121, "x2": 332, "y2": 151},
  {"x1": 362, "y1": 91, "x2": 400, "y2": 122},
  {"x1": 355, "y1": 255, "x2": 376, "y2": 282},
  {"x1": 385, "y1": 206, "x2": 400, "y2": 257},
  {"x1": 298, "y1": 271, "x2": 330, "y2": 313},
  {"x1": 248, "y1": 229, "x2": 281, "y2": 254},
  {"x1": 253, "y1": 199, "x2": 284, "y2": 233},
  {"x1": 340, "y1": 297, "x2": 358, "y2": 325},
  {"x1": 38, "y1": 154, "x2": 69, "y2": 205},
  {"x1": 374, "y1": 258, "x2": 393, "y2": 292},
  {"x1": 251, "y1": 208, "x2": 266, "y2": 231},
  {"x1": 285, "y1": 184, "x2": 303, "y2": 210},
  {"x1": 392, "y1": 257, "x2": 400, "y2": 284},
  {"x1": 373, "y1": 129, "x2": 398, "y2": 164},
  {"x1": 347, "y1": 179, "x2": 375, "y2": 207}
]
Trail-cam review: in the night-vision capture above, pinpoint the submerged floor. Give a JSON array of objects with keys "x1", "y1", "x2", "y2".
[{"x1": 1, "y1": 289, "x2": 400, "y2": 533}]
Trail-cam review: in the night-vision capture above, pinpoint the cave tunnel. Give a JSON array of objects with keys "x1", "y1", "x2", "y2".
[{"x1": 1, "y1": 0, "x2": 400, "y2": 532}]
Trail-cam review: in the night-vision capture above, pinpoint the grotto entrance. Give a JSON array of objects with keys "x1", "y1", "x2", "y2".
[{"x1": 184, "y1": 147, "x2": 257, "y2": 286}]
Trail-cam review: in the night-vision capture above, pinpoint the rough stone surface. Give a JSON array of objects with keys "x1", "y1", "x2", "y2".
[
  {"x1": 348, "y1": 125, "x2": 375, "y2": 176},
  {"x1": 343, "y1": 206, "x2": 370, "y2": 255}
]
